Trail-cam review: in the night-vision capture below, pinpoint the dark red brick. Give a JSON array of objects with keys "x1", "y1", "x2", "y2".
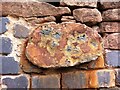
[
  {"x1": 32, "y1": 74, "x2": 60, "y2": 88},
  {"x1": 2, "y1": 75, "x2": 29, "y2": 89},
  {"x1": 0, "y1": 37, "x2": 12, "y2": 54},
  {"x1": 89, "y1": 69, "x2": 115, "y2": 88},
  {"x1": 105, "y1": 50, "x2": 120, "y2": 67},
  {"x1": 116, "y1": 69, "x2": 120, "y2": 86},
  {"x1": 0, "y1": 17, "x2": 9, "y2": 34},
  {"x1": 62, "y1": 71, "x2": 89, "y2": 89},
  {"x1": 0, "y1": 56, "x2": 20, "y2": 74}
]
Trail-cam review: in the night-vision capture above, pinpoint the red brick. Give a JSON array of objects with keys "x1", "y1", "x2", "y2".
[
  {"x1": 62, "y1": 71, "x2": 89, "y2": 89},
  {"x1": 115, "y1": 69, "x2": 120, "y2": 86},
  {"x1": 89, "y1": 69, "x2": 115, "y2": 88},
  {"x1": 32, "y1": 74, "x2": 60, "y2": 88},
  {"x1": 103, "y1": 33, "x2": 120, "y2": 50},
  {"x1": 100, "y1": 22, "x2": 120, "y2": 33}
]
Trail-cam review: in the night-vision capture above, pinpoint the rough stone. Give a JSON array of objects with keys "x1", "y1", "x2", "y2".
[
  {"x1": 102, "y1": 9, "x2": 120, "y2": 21},
  {"x1": 32, "y1": 74, "x2": 60, "y2": 88},
  {"x1": 105, "y1": 50, "x2": 120, "y2": 67},
  {"x1": 2, "y1": 75, "x2": 29, "y2": 89},
  {"x1": 100, "y1": 0, "x2": 120, "y2": 9},
  {"x1": 76, "y1": 55, "x2": 105, "y2": 69},
  {"x1": 61, "y1": 16, "x2": 76, "y2": 22},
  {"x1": 13, "y1": 24, "x2": 30, "y2": 38},
  {"x1": 99, "y1": 87, "x2": 120, "y2": 90},
  {"x1": 0, "y1": 17, "x2": 10, "y2": 34},
  {"x1": 1, "y1": 2, "x2": 71, "y2": 17},
  {"x1": 25, "y1": 16, "x2": 56, "y2": 25},
  {"x1": 0, "y1": 56, "x2": 20, "y2": 74},
  {"x1": 73, "y1": 8, "x2": 102, "y2": 25},
  {"x1": 100, "y1": 22, "x2": 120, "y2": 33},
  {"x1": 92, "y1": 26, "x2": 101, "y2": 33},
  {"x1": 25, "y1": 22, "x2": 103, "y2": 68},
  {"x1": 62, "y1": 71, "x2": 89, "y2": 88},
  {"x1": 60, "y1": 0, "x2": 97, "y2": 7},
  {"x1": 103, "y1": 33, "x2": 120, "y2": 49},
  {"x1": 0, "y1": 37, "x2": 12, "y2": 54}
]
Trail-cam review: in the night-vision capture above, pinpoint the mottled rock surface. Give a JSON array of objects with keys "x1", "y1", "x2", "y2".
[
  {"x1": 102, "y1": 9, "x2": 120, "y2": 21},
  {"x1": 104, "y1": 33, "x2": 120, "y2": 49},
  {"x1": 25, "y1": 22, "x2": 103, "y2": 68},
  {"x1": 73, "y1": 8, "x2": 102, "y2": 24},
  {"x1": 1, "y1": 2, "x2": 71, "y2": 17},
  {"x1": 60, "y1": 0, "x2": 97, "y2": 7},
  {"x1": 100, "y1": 0, "x2": 120, "y2": 9}
]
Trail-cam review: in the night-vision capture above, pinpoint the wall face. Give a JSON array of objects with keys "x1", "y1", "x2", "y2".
[{"x1": 0, "y1": 0, "x2": 120, "y2": 89}]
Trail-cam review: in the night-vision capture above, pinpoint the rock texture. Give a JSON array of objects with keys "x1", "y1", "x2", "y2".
[
  {"x1": 25, "y1": 22, "x2": 103, "y2": 68},
  {"x1": 1, "y1": 2, "x2": 71, "y2": 17},
  {"x1": 60, "y1": 0, "x2": 97, "y2": 7},
  {"x1": 73, "y1": 8, "x2": 102, "y2": 24},
  {"x1": 102, "y1": 9, "x2": 120, "y2": 21}
]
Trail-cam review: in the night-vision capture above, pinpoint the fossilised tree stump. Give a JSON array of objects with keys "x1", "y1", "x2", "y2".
[{"x1": 25, "y1": 22, "x2": 103, "y2": 68}]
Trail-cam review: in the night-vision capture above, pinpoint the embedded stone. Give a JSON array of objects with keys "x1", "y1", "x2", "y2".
[
  {"x1": 1, "y1": 2, "x2": 71, "y2": 17},
  {"x1": 13, "y1": 24, "x2": 30, "y2": 38},
  {"x1": 73, "y1": 8, "x2": 102, "y2": 24},
  {"x1": 25, "y1": 22, "x2": 103, "y2": 68},
  {"x1": 60, "y1": 0, "x2": 97, "y2": 7},
  {"x1": 0, "y1": 17, "x2": 9, "y2": 34}
]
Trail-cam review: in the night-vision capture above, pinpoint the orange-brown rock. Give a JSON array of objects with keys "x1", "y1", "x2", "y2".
[{"x1": 25, "y1": 22, "x2": 103, "y2": 68}]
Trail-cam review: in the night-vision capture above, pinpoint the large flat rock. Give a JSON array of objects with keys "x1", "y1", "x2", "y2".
[
  {"x1": 1, "y1": 2, "x2": 71, "y2": 17},
  {"x1": 25, "y1": 22, "x2": 103, "y2": 68}
]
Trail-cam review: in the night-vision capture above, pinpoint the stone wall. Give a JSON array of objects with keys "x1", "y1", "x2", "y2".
[{"x1": 0, "y1": 0, "x2": 120, "y2": 89}]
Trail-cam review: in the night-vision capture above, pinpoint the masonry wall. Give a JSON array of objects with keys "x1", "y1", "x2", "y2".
[{"x1": 0, "y1": 0, "x2": 120, "y2": 89}]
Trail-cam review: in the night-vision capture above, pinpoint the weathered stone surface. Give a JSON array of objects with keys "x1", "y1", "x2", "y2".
[
  {"x1": 100, "y1": 0, "x2": 120, "y2": 9},
  {"x1": 61, "y1": 16, "x2": 76, "y2": 22},
  {"x1": 13, "y1": 24, "x2": 30, "y2": 38},
  {"x1": 32, "y1": 74, "x2": 60, "y2": 88},
  {"x1": 0, "y1": 17, "x2": 9, "y2": 34},
  {"x1": 60, "y1": 0, "x2": 97, "y2": 7},
  {"x1": 102, "y1": 9, "x2": 120, "y2": 21},
  {"x1": 2, "y1": 75, "x2": 29, "y2": 89},
  {"x1": 1, "y1": 2, "x2": 71, "y2": 17},
  {"x1": 62, "y1": 71, "x2": 89, "y2": 88},
  {"x1": 0, "y1": 57, "x2": 20, "y2": 74},
  {"x1": 100, "y1": 22, "x2": 120, "y2": 33},
  {"x1": 25, "y1": 16, "x2": 56, "y2": 25},
  {"x1": 73, "y1": 8, "x2": 102, "y2": 24},
  {"x1": 0, "y1": 37, "x2": 12, "y2": 54},
  {"x1": 105, "y1": 50, "x2": 120, "y2": 67},
  {"x1": 25, "y1": 22, "x2": 103, "y2": 68},
  {"x1": 92, "y1": 26, "x2": 101, "y2": 33},
  {"x1": 20, "y1": 41, "x2": 43, "y2": 73},
  {"x1": 103, "y1": 33, "x2": 120, "y2": 49}
]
